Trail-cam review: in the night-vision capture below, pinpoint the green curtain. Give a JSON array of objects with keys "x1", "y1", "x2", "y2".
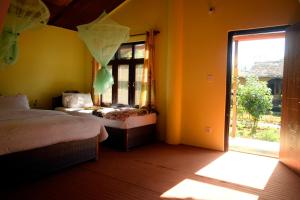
[
  {"x1": 0, "y1": 0, "x2": 49, "y2": 68},
  {"x1": 77, "y1": 12, "x2": 129, "y2": 94}
]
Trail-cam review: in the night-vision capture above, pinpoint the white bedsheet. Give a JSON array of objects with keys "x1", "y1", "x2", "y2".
[
  {"x1": 55, "y1": 107, "x2": 94, "y2": 117},
  {"x1": 55, "y1": 107, "x2": 157, "y2": 129},
  {"x1": 98, "y1": 113, "x2": 157, "y2": 129},
  {"x1": 0, "y1": 109, "x2": 108, "y2": 156}
]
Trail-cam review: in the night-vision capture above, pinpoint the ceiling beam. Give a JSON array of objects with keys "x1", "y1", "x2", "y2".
[
  {"x1": 43, "y1": 0, "x2": 126, "y2": 31},
  {"x1": 0, "y1": 0, "x2": 10, "y2": 33}
]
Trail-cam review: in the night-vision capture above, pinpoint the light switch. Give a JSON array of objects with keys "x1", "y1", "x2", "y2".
[{"x1": 207, "y1": 74, "x2": 214, "y2": 82}]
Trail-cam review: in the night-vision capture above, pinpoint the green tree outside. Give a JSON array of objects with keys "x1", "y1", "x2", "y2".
[{"x1": 237, "y1": 76, "x2": 273, "y2": 135}]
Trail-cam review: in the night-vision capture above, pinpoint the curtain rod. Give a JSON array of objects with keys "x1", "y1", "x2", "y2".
[{"x1": 130, "y1": 30, "x2": 160, "y2": 37}]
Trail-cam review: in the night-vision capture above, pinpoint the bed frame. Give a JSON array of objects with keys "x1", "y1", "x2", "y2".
[
  {"x1": 52, "y1": 94, "x2": 156, "y2": 151},
  {"x1": 0, "y1": 136, "x2": 99, "y2": 185},
  {"x1": 103, "y1": 124, "x2": 156, "y2": 151}
]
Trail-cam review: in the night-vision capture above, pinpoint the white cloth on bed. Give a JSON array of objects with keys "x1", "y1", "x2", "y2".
[{"x1": 0, "y1": 109, "x2": 108, "y2": 156}]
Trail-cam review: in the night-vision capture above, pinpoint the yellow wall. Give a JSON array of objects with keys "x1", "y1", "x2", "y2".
[
  {"x1": 0, "y1": 25, "x2": 92, "y2": 108},
  {"x1": 111, "y1": 0, "x2": 300, "y2": 151}
]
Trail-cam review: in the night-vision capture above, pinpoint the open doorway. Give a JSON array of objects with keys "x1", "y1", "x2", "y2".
[{"x1": 225, "y1": 26, "x2": 288, "y2": 157}]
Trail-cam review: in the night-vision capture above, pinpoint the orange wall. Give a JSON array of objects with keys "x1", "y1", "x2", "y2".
[
  {"x1": 181, "y1": 0, "x2": 300, "y2": 151},
  {"x1": 112, "y1": 0, "x2": 300, "y2": 151},
  {"x1": 165, "y1": 0, "x2": 183, "y2": 144}
]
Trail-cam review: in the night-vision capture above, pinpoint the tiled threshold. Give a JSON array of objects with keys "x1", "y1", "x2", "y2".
[{"x1": 229, "y1": 137, "x2": 279, "y2": 158}]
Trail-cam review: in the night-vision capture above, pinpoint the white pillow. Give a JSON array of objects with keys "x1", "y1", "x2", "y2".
[
  {"x1": 62, "y1": 93, "x2": 93, "y2": 108},
  {"x1": 0, "y1": 94, "x2": 30, "y2": 111}
]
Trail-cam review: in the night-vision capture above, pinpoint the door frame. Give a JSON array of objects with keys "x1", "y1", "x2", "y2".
[{"x1": 224, "y1": 25, "x2": 290, "y2": 151}]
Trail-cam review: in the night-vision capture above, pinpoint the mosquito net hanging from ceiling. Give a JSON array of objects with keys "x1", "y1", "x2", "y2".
[
  {"x1": 0, "y1": 0, "x2": 49, "y2": 68},
  {"x1": 77, "y1": 12, "x2": 129, "y2": 94}
]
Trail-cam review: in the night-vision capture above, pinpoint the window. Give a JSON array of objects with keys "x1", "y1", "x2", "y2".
[{"x1": 101, "y1": 42, "x2": 145, "y2": 107}]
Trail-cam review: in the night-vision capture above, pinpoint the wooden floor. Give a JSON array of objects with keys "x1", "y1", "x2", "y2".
[{"x1": 2, "y1": 143, "x2": 300, "y2": 200}]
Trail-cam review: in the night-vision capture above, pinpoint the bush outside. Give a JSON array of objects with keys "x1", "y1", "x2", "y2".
[
  {"x1": 230, "y1": 76, "x2": 280, "y2": 142},
  {"x1": 237, "y1": 76, "x2": 273, "y2": 135}
]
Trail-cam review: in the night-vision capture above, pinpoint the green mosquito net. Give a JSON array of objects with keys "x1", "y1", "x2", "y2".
[
  {"x1": 0, "y1": 0, "x2": 49, "y2": 68},
  {"x1": 77, "y1": 12, "x2": 129, "y2": 94}
]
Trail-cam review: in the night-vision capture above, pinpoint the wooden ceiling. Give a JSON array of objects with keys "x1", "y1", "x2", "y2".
[{"x1": 42, "y1": 0, "x2": 126, "y2": 30}]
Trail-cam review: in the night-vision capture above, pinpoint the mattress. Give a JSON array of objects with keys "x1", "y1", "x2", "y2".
[
  {"x1": 0, "y1": 109, "x2": 108, "y2": 156},
  {"x1": 55, "y1": 107, "x2": 95, "y2": 117},
  {"x1": 55, "y1": 107, "x2": 157, "y2": 129}
]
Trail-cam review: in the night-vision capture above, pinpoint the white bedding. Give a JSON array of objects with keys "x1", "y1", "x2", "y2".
[
  {"x1": 55, "y1": 107, "x2": 157, "y2": 129},
  {"x1": 0, "y1": 109, "x2": 108, "y2": 156},
  {"x1": 55, "y1": 107, "x2": 95, "y2": 117},
  {"x1": 99, "y1": 113, "x2": 157, "y2": 129}
]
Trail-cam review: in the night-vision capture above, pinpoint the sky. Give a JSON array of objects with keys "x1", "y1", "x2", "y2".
[{"x1": 235, "y1": 38, "x2": 285, "y2": 71}]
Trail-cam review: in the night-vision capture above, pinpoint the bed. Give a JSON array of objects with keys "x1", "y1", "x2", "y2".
[
  {"x1": 0, "y1": 95, "x2": 108, "y2": 183},
  {"x1": 55, "y1": 106, "x2": 157, "y2": 151}
]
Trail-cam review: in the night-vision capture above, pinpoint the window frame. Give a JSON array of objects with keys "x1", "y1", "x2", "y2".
[{"x1": 101, "y1": 41, "x2": 145, "y2": 107}]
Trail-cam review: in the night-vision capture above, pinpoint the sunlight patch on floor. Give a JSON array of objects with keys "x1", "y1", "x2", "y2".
[
  {"x1": 195, "y1": 151, "x2": 278, "y2": 190},
  {"x1": 160, "y1": 179, "x2": 258, "y2": 200}
]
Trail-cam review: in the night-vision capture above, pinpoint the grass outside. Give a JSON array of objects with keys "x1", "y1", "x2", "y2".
[{"x1": 230, "y1": 112, "x2": 281, "y2": 142}]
